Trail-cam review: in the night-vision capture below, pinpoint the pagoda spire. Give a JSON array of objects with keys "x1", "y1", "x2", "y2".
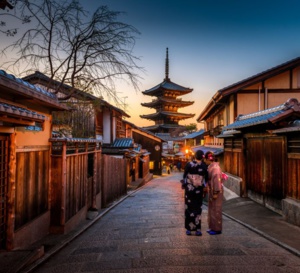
[
  {"x1": 141, "y1": 48, "x2": 194, "y2": 134},
  {"x1": 165, "y1": 47, "x2": 170, "y2": 81}
]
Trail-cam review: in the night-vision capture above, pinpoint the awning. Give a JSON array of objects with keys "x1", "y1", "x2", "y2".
[
  {"x1": 191, "y1": 145, "x2": 224, "y2": 156},
  {"x1": 217, "y1": 129, "x2": 242, "y2": 138},
  {"x1": 162, "y1": 153, "x2": 175, "y2": 158}
]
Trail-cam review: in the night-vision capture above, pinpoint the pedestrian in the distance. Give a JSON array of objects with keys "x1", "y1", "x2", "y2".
[
  {"x1": 182, "y1": 150, "x2": 208, "y2": 236},
  {"x1": 204, "y1": 151, "x2": 223, "y2": 235},
  {"x1": 177, "y1": 161, "x2": 182, "y2": 172}
]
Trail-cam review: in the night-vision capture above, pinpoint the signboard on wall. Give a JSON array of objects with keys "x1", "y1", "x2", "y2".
[{"x1": 167, "y1": 141, "x2": 173, "y2": 149}]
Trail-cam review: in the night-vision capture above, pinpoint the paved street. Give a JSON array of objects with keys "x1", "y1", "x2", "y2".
[{"x1": 28, "y1": 173, "x2": 300, "y2": 273}]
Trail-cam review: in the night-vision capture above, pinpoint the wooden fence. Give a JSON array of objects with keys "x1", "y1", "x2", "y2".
[
  {"x1": 15, "y1": 148, "x2": 50, "y2": 230},
  {"x1": 49, "y1": 138, "x2": 102, "y2": 233},
  {"x1": 6, "y1": 136, "x2": 51, "y2": 250},
  {"x1": 49, "y1": 139, "x2": 128, "y2": 233},
  {"x1": 3, "y1": 136, "x2": 150, "y2": 249},
  {"x1": 101, "y1": 154, "x2": 127, "y2": 207},
  {"x1": 224, "y1": 136, "x2": 286, "y2": 199}
]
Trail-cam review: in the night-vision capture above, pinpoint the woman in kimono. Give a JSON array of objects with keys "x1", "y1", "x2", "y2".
[
  {"x1": 205, "y1": 151, "x2": 223, "y2": 235},
  {"x1": 182, "y1": 150, "x2": 208, "y2": 236}
]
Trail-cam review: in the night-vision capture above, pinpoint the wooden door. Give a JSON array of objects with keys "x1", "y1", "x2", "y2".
[
  {"x1": 247, "y1": 136, "x2": 285, "y2": 200},
  {"x1": 264, "y1": 137, "x2": 285, "y2": 199}
]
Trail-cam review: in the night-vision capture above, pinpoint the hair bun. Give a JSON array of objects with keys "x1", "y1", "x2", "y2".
[{"x1": 195, "y1": 150, "x2": 204, "y2": 160}]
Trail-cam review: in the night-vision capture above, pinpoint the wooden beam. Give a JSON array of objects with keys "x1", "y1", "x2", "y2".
[
  {"x1": 6, "y1": 133, "x2": 15, "y2": 250},
  {"x1": 0, "y1": 116, "x2": 35, "y2": 126}
]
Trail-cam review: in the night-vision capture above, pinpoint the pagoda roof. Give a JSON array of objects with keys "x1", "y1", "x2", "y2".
[
  {"x1": 140, "y1": 111, "x2": 195, "y2": 121},
  {"x1": 142, "y1": 124, "x2": 186, "y2": 131},
  {"x1": 141, "y1": 97, "x2": 194, "y2": 108},
  {"x1": 142, "y1": 80, "x2": 193, "y2": 96},
  {"x1": 155, "y1": 132, "x2": 185, "y2": 141}
]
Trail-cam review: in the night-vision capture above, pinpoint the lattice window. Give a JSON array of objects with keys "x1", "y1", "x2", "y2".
[
  {"x1": 224, "y1": 138, "x2": 243, "y2": 150},
  {"x1": 287, "y1": 135, "x2": 300, "y2": 154}
]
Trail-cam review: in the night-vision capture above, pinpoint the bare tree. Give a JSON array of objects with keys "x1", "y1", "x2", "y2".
[
  {"x1": 1, "y1": 0, "x2": 143, "y2": 103},
  {"x1": 0, "y1": 0, "x2": 19, "y2": 36}
]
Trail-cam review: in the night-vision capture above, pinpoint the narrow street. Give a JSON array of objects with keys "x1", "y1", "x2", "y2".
[{"x1": 27, "y1": 172, "x2": 300, "y2": 273}]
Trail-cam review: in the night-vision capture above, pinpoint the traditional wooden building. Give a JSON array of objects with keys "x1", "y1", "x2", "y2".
[
  {"x1": 124, "y1": 120, "x2": 164, "y2": 175},
  {"x1": 23, "y1": 71, "x2": 153, "y2": 228},
  {"x1": 140, "y1": 48, "x2": 195, "y2": 133},
  {"x1": 195, "y1": 56, "x2": 300, "y2": 225},
  {"x1": 183, "y1": 129, "x2": 205, "y2": 147},
  {"x1": 197, "y1": 56, "x2": 300, "y2": 150},
  {"x1": 0, "y1": 70, "x2": 68, "y2": 250},
  {"x1": 0, "y1": 69, "x2": 155, "y2": 251},
  {"x1": 23, "y1": 71, "x2": 130, "y2": 143},
  {"x1": 219, "y1": 98, "x2": 300, "y2": 226}
]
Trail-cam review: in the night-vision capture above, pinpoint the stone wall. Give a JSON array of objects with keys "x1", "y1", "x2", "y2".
[
  {"x1": 282, "y1": 198, "x2": 300, "y2": 227},
  {"x1": 223, "y1": 173, "x2": 243, "y2": 197},
  {"x1": 247, "y1": 190, "x2": 283, "y2": 215}
]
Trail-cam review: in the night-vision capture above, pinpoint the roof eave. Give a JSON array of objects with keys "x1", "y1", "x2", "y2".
[
  {"x1": 196, "y1": 91, "x2": 223, "y2": 122},
  {"x1": 219, "y1": 57, "x2": 300, "y2": 96}
]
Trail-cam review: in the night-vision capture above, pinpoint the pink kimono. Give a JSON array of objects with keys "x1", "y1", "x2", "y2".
[{"x1": 207, "y1": 162, "x2": 223, "y2": 232}]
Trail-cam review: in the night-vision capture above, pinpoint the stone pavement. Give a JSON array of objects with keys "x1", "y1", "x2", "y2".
[{"x1": 1, "y1": 172, "x2": 300, "y2": 273}]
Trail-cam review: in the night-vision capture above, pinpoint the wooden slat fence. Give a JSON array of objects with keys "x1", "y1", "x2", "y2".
[
  {"x1": 50, "y1": 139, "x2": 101, "y2": 228},
  {"x1": 223, "y1": 138, "x2": 244, "y2": 178},
  {"x1": 15, "y1": 148, "x2": 49, "y2": 230},
  {"x1": 286, "y1": 134, "x2": 300, "y2": 200},
  {"x1": 286, "y1": 158, "x2": 300, "y2": 200},
  {"x1": 102, "y1": 155, "x2": 127, "y2": 207}
]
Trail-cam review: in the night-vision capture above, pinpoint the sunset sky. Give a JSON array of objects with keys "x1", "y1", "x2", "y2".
[
  {"x1": 95, "y1": 0, "x2": 300, "y2": 128},
  {"x1": 3, "y1": 0, "x2": 300, "y2": 129}
]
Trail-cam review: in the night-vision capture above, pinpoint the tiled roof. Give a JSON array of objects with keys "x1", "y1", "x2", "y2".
[
  {"x1": 155, "y1": 133, "x2": 184, "y2": 142},
  {"x1": 143, "y1": 80, "x2": 193, "y2": 95},
  {"x1": 223, "y1": 104, "x2": 286, "y2": 130},
  {"x1": 197, "y1": 57, "x2": 300, "y2": 122},
  {"x1": 124, "y1": 120, "x2": 164, "y2": 142},
  {"x1": 0, "y1": 101, "x2": 46, "y2": 121},
  {"x1": 49, "y1": 138, "x2": 102, "y2": 143},
  {"x1": 141, "y1": 97, "x2": 194, "y2": 107},
  {"x1": 191, "y1": 145, "x2": 224, "y2": 156},
  {"x1": 0, "y1": 70, "x2": 56, "y2": 99},
  {"x1": 0, "y1": 70, "x2": 67, "y2": 111},
  {"x1": 183, "y1": 129, "x2": 205, "y2": 139},
  {"x1": 23, "y1": 71, "x2": 130, "y2": 117},
  {"x1": 219, "y1": 57, "x2": 300, "y2": 94},
  {"x1": 112, "y1": 138, "x2": 134, "y2": 148},
  {"x1": 271, "y1": 120, "x2": 300, "y2": 134},
  {"x1": 142, "y1": 124, "x2": 186, "y2": 133},
  {"x1": 140, "y1": 111, "x2": 195, "y2": 119}
]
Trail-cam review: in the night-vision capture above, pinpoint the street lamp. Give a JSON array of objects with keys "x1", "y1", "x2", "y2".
[{"x1": 185, "y1": 148, "x2": 189, "y2": 161}]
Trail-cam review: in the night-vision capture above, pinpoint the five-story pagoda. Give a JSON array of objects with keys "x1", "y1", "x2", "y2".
[{"x1": 140, "y1": 48, "x2": 195, "y2": 133}]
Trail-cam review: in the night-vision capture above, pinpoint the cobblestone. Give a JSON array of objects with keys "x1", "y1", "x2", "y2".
[{"x1": 20, "y1": 173, "x2": 300, "y2": 273}]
